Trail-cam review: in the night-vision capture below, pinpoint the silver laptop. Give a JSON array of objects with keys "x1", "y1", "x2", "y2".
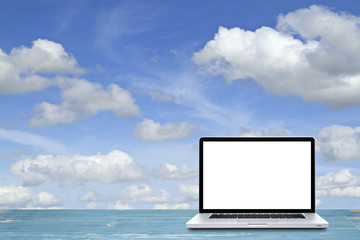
[{"x1": 186, "y1": 137, "x2": 328, "y2": 228}]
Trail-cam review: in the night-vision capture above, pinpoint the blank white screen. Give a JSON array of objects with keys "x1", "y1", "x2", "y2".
[{"x1": 203, "y1": 141, "x2": 311, "y2": 209}]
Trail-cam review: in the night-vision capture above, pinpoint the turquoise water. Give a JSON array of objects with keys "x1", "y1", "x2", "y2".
[{"x1": 0, "y1": 210, "x2": 359, "y2": 239}]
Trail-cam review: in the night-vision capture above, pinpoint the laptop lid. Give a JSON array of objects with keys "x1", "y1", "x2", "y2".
[{"x1": 199, "y1": 137, "x2": 315, "y2": 213}]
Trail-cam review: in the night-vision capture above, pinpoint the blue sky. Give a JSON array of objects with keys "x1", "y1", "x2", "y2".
[{"x1": 1, "y1": 0, "x2": 360, "y2": 209}]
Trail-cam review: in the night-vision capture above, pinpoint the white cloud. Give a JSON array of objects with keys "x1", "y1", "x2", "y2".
[
  {"x1": 315, "y1": 199, "x2": 323, "y2": 207},
  {"x1": 0, "y1": 39, "x2": 85, "y2": 94},
  {"x1": 316, "y1": 169, "x2": 357, "y2": 189},
  {"x1": 0, "y1": 184, "x2": 32, "y2": 208},
  {"x1": 133, "y1": 118, "x2": 197, "y2": 142},
  {"x1": 29, "y1": 79, "x2": 141, "y2": 127},
  {"x1": 116, "y1": 183, "x2": 198, "y2": 207},
  {"x1": 0, "y1": 39, "x2": 141, "y2": 127},
  {"x1": 322, "y1": 187, "x2": 360, "y2": 198},
  {"x1": 239, "y1": 127, "x2": 265, "y2": 136},
  {"x1": 193, "y1": 5, "x2": 360, "y2": 109},
  {"x1": 30, "y1": 101, "x2": 78, "y2": 127},
  {"x1": 277, "y1": 5, "x2": 360, "y2": 72},
  {"x1": 154, "y1": 163, "x2": 198, "y2": 180},
  {"x1": 10, "y1": 150, "x2": 144, "y2": 186},
  {"x1": 267, "y1": 127, "x2": 290, "y2": 136},
  {"x1": 121, "y1": 184, "x2": 171, "y2": 203},
  {"x1": 178, "y1": 184, "x2": 198, "y2": 201},
  {"x1": 29, "y1": 192, "x2": 63, "y2": 209},
  {"x1": 0, "y1": 184, "x2": 63, "y2": 209},
  {"x1": 153, "y1": 203, "x2": 191, "y2": 209},
  {"x1": 169, "y1": 49, "x2": 178, "y2": 55},
  {"x1": 128, "y1": 72, "x2": 253, "y2": 132},
  {"x1": 239, "y1": 127, "x2": 289, "y2": 136},
  {"x1": 0, "y1": 128, "x2": 66, "y2": 154},
  {"x1": 108, "y1": 201, "x2": 134, "y2": 210},
  {"x1": 78, "y1": 190, "x2": 98, "y2": 202},
  {"x1": 149, "y1": 90, "x2": 174, "y2": 102},
  {"x1": 316, "y1": 169, "x2": 360, "y2": 198},
  {"x1": 84, "y1": 202, "x2": 101, "y2": 209},
  {"x1": 316, "y1": 124, "x2": 360, "y2": 162}
]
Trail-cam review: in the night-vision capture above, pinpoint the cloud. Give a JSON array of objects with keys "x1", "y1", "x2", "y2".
[
  {"x1": 29, "y1": 192, "x2": 63, "y2": 209},
  {"x1": 0, "y1": 184, "x2": 63, "y2": 209},
  {"x1": 239, "y1": 127, "x2": 265, "y2": 136},
  {"x1": 0, "y1": 39, "x2": 85, "y2": 94},
  {"x1": 121, "y1": 184, "x2": 171, "y2": 203},
  {"x1": 193, "y1": 5, "x2": 360, "y2": 109},
  {"x1": 0, "y1": 128, "x2": 66, "y2": 154},
  {"x1": 133, "y1": 118, "x2": 197, "y2": 142},
  {"x1": 149, "y1": 90, "x2": 174, "y2": 102},
  {"x1": 154, "y1": 163, "x2": 198, "y2": 180},
  {"x1": 95, "y1": 2, "x2": 160, "y2": 55},
  {"x1": 277, "y1": 5, "x2": 360, "y2": 74},
  {"x1": 0, "y1": 184, "x2": 31, "y2": 208},
  {"x1": 78, "y1": 190, "x2": 98, "y2": 202},
  {"x1": 105, "y1": 183, "x2": 199, "y2": 209},
  {"x1": 117, "y1": 183, "x2": 199, "y2": 207},
  {"x1": 96, "y1": 2, "x2": 157, "y2": 41},
  {"x1": 178, "y1": 184, "x2": 198, "y2": 201},
  {"x1": 84, "y1": 202, "x2": 102, "y2": 209},
  {"x1": 152, "y1": 203, "x2": 191, "y2": 209},
  {"x1": 169, "y1": 49, "x2": 178, "y2": 55},
  {"x1": 316, "y1": 124, "x2": 360, "y2": 162},
  {"x1": 108, "y1": 201, "x2": 134, "y2": 210},
  {"x1": 29, "y1": 79, "x2": 141, "y2": 127},
  {"x1": 127, "y1": 71, "x2": 253, "y2": 132},
  {"x1": 0, "y1": 39, "x2": 141, "y2": 126},
  {"x1": 315, "y1": 199, "x2": 323, "y2": 207},
  {"x1": 322, "y1": 186, "x2": 360, "y2": 198},
  {"x1": 316, "y1": 169, "x2": 360, "y2": 198},
  {"x1": 239, "y1": 127, "x2": 289, "y2": 136},
  {"x1": 10, "y1": 150, "x2": 144, "y2": 186},
  {"x1": 267, "y1": 127, "x2": 290, "y2": 136},
  {"x1": 29, "y1": 101, "x2": 78, "y2": 127}
]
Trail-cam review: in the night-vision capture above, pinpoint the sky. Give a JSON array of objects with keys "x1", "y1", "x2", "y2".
[{"x1": 1, "y1": 0, "x2": 360, "y2": 209}]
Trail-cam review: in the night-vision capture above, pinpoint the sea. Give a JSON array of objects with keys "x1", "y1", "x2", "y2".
[{"x1": 0, "y1": 209, "x2": 359, "y2": 239}]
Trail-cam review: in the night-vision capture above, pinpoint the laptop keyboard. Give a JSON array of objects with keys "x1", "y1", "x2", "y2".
[{"x1": 209, "y1": 213, "x2": 305, "y2": 219}]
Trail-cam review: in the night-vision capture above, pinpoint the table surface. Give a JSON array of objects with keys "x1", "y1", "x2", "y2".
[{"x1": 0, "y1": 209, "x2": 359, "y2": 239}]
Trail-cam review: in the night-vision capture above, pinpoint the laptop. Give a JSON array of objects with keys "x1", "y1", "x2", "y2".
[{"x1": 186, "y1": 137, "x2": 328, "y2": 228}]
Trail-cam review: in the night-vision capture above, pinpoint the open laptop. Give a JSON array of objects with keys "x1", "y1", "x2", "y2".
[{"x1": 186, "y1": 137, "x2": 328, "y2": 228}]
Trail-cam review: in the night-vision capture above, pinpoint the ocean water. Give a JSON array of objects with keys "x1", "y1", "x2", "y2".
[{"x1": 0, "y1": 210, "x2": 359, "y2": 239}]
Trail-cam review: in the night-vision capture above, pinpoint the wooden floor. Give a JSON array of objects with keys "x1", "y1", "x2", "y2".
[{"x1": 0, "y1": 209, "x2": 359, "y2": 239}]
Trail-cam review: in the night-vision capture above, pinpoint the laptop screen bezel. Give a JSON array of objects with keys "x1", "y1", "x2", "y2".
[{"x1": 199, "y1": 137, "x2": 315, "y2": 213}]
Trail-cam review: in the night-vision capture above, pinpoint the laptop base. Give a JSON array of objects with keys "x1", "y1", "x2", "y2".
[{"x1": 186, "y1": 213, "x2": 328, "y2": 228}]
